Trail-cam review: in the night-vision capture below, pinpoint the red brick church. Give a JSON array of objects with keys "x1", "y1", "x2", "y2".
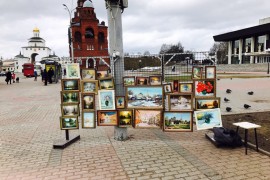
[{"x1": 70, "y1": 0, "x2": 109, "y2": 70}]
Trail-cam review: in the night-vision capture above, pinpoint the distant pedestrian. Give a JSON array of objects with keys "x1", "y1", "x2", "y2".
[
  {"x1": 34, "y1": 70, "x2": 37, "y2": 81},
  {"x1": 43, "y1": 69, "x2": 48, "y2": 86},
  {"x1": 5, "y1": 71, "x2": 12, "y2": 85},
  {"x1": 48, "y1": 67, "x2": 54, "y2": 84},
  {"x1": 12, "y1": 72, "x2": 16, "y2": 83}
]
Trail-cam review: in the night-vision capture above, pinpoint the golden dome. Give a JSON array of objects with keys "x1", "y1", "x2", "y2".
[{"x1": 33, "y1": 27, "x2": 40, "y2": 32}]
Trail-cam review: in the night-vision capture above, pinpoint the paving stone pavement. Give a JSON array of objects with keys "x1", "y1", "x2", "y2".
[{"x1": 0, "y1": 75, "x2": 270, "y2": 180}]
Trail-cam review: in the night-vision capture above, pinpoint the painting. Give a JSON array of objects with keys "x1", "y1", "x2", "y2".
[
  {"x1": 81, "y1": 80, "x2": 98, "y2": 94},
  {"x1": 134, "y1": 109, "x2": 162, "y2": 128},
  {"x1": 163, "y1": 83, "x2": 172, "y2": 94},
  {"x1": 99, "y1": 78, "x2": 114, "y2": 90},
  {"x1": 81, "y1": 68, "x2": 96, "y2": 80},
  {"x1": 61, "y1": 91, "x2": 80, "y2": 104},
  {"x1": 205, "y1": 66, "x2": 216, "y2": 79},
  {"x1": 163, "y1": 111, "x2": 193, "y2": 132},
  {"x1": 61, "y1": 103, "x2": 80, "y2": 116},
  {"x1": 192, "y1": 66, "x2": 203, "y2": 79},
  {"x1": 136, "y1": 77, "x2": 149, "y2": 85},
  {"x1": 173, "y1": 80, "x2": 179, "y2": 92},
  {"x1": 66, "y1": 63, "x2": 81, "y2": 79},
  {"x1": 97, "y1": 70, "x2": 109, "y2": 79},
  {"x1": 194, "y1": 108, "x2": 222, "y2": 130},
  {"x1": 82, "y1": 111, "x2": 96, "y2": 128},
  {"x1": 118, "y1": 109, "x2": 133, "y2": 127},
  {"x1": 194, "y1": 79, "x2": 216, "y2": 98},
  {"x1": 98, "y1": 90, "x2": 116, "y2": 110},
  {"x1": 97, "y1": 110, "x2": 118, "y2": 126},
  {"x1": 195, "y1": 97, "x2": 220, "y2": 110},
  {"x1": 60, "y1": 116, "x2": 79, "y2": 130},
  {"x1": 126, "y1": 86, "x2": 163, "y2": 109},
  {"x1": 116, "y1": 96, "x2": 125, "y2": 109},
  {"x1": 61, "y1": 79, "x2": 80, "y2": 91},
  {"x1": 149, "y1": 76, "x2": 162, "y2": 85},
  {"x1": 123, "y1": 76, "x2": 135, "y2": 86},
  {"x1": 179, "y1": 82, "x2": 193, "y2": 94},
  {"x1": 168, "y1": 94, "x2": 193, "y2": 111},
  {"x1": 81, "y1": 93, "x2": 95, "y2": 110}
]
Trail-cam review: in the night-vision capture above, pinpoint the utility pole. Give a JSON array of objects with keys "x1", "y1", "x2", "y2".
[{"x1": 105, "y1": 0, "x2": 128, "y2": 141}]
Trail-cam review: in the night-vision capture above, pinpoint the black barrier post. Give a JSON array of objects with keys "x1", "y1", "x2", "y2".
[
  {"x1": 65, "y1": 130, "x2": 69, "y2": 140},
  {"x1": 267, "y1": 62, "x2": 269, "y2": 74}
]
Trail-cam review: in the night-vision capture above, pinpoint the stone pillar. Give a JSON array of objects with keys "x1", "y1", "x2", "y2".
[
  {"x1": 228, "y1": 41, "x2": 232, "y2": 64},
  {"x1": 239, "y1": 39, "x2": 243, "y2": 64},
  {"x1": 251, "y1": 37, "x2": 255, "y2": 64}
]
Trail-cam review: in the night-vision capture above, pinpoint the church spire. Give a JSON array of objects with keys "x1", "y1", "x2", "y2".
[{"x1": 33, "y1": 27, "x2": 40, "y2": 37}]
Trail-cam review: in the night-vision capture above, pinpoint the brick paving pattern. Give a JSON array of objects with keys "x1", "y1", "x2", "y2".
[{"x1": 0, "y1": 75, "x2": 270, "y2": 179}]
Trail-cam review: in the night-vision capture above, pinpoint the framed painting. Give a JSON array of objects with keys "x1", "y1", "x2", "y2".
[
  {"x1": 163, "y1": 111, "x2": 193, "y2": 132},
  {"x1": 136, "y1": 77, "x2": 149, "y2": 85},
  {"x1": 193, "y1": 79, "x2": 216, "y2": 98},
  {"x1": 81, "y1": 80, "x2": 98, "y2": 94},
  {"x1": 98, "y1": 90, "x2": 116, "y2": 110},
  {"x1": 173, "y1": 80, "x2": 179, "y2": 92},
  {"x1": 97, "y1": 110, "x2": 118, "y2": 126},
  {"x1": 149, "y1": 76, "x2": 162, "y2": 86},
  {"x1": 192, "y1": 66, "x2": 203, "y2": 79},
  {"x1": 97, "y1": 70, "x2": 109, "y2": 79},
  {"x1": 163, "y1": 83, "x2": 172, "y2": 94},
  {"x1": 116, "y1": 96, "x2": 125, "y2": 109},
  {"x1": 61, "y1": 103, "x2": 80, "y2": 116},
  {"x1": 195, "y1": 97, "x2": 220, "y2": 110},
  {"x1": 61, "y1": 91, "x2": 80, "y2": 104},
  {"x1": 205, "y1": 66, "x2": 216, "y2": 79},
  {"x1": 123, "y1": 76, "x2": 135, "y2": 86},
  {"x1": 134, "y1": 109, "x2": 162, "y2": 128},
  {"x1": 81, "y1": 93, "x2": 95, "y2": 110},
  {"x1": 194, "y1": 108, "x2": 222, "y2": 130},
  {"x1": 66, "y1": 63, "x2": 81, "y2": 79},
  {"x1": 168, "y1": 94, "x2": 193, "y2": 111},
  {"x1": 60, "y1": 116, "x2": 79, "y2": 130},
  {"x1": 179, "y1": 82, "x2": 193, "y2": 94},
  {"x1": 82, "y1": 110, "x2": 96, "y2": 128},
  {"x1": 99, "y1": 77, "x2": 114, "y2": 90},
  {"x1": 118, "y1": 109, "x2": 133, "y2": 127},
  {"x1": 126, "y1": 86, "x2": 163, "y2": 109},
  {"x1": 81, "y1": 68, "x2": 96, "y2": 80},
  {"x1": 61, "y1": 79, "x2": 80, "y2": 91}
]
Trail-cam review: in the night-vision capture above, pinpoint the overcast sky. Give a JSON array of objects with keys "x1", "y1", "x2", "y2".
[{"x1": 0, "y1": 0, "x2": 270, "y2": 59}]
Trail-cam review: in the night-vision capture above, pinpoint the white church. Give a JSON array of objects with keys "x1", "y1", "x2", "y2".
[{"x1": 14, "y1": 27, "x2": 60, "y2": 73}]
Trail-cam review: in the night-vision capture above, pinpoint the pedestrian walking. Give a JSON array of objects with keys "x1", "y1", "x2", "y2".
[
  {"x1": 5, "y1": 71, "x2": 12, "y2": 85},
  {"x1": 48, "y1": 67, "x2": 54, "y2": 84},
  {"x1": 12, "y1": 72, "x2": 16, "y2": 83},
  {"x1": 43, "y1": 69, "x2": 48, "y2": 86},
  {"x1": 34, "y1": 70, "x2": 37, "y2": 81}
]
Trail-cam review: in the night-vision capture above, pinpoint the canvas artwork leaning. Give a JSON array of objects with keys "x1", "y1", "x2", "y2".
[{"x1": 194, "y1": 108, "x2": 222, "y2": 130}]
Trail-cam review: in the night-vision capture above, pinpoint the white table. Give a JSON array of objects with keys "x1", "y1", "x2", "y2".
[{"x1": 233, "y1": 122, "x2": 261, "y2": 155}]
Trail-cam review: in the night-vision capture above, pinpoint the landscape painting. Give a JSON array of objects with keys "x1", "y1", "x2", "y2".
[
  {"x1": 62, "y1": 79, "x2": 80, "y2": 91},
  {"x1": 81, "y1": 80, "x2": 98, "y2": 94},
  {"x1": 118, "y1": 110, "x2": 133, "y2": 127},
  {"x1": 134, "y1": 109, "x2": 162, "y2": 128},
  {"x1": 205, "y1": 66, "x2": 216, "y2": 79},
  {"x1": 136, "y1": 77, "x2": 149, "y2": 85},
  {"x1": 97, "y1": 110, "x2": 118, "y2": 126},
  {"x1": 60, "y1": 116, "x2": 79, "y2": 130},
  {"x1": 168, "y1": 94, "x2": 193, "y2": 111},
  {"x1": 81, "y1": 68, "x2": 96, "y2": 80},
  {"x1": 82, "y1": 111, "x2": 96, "y2": 128},
  {"x1": 99, "y1": 78, "x2": 114, "y2": 90},
  {"x1": 123, "y1": 76, "x2": 135, "y2": 86},
  {"x1": 66, "y1": 63, "x2": 81, "y2": 79},
  {"x1": 163, "y1": 111, "x2": 193, "y2": 132},
  {"x1": 126, "y1": 86, "x2": 163, "y2": 109},
  {"x1": 149, "y1": 76, "x2": 162, "y2": 85},
  {"x1": 61, "y1": 91, "x2": 80, "y2": 104},
  {"x1": 194, "y1": 108, "x2": 222, "y2": 130},
  {"x1": 195, "y1": 97, "x2": 220, "y2": 110}
]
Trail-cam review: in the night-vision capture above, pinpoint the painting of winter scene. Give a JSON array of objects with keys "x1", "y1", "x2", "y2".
[
  {"x1": 134, "y1": 109, "x2": 161, "y2": 128},
  {"x1": 168, "y1": 94, "x2": 193, "y2": 111},
  {"x1": 194, "y1": 108, "x2": 222, "y2": 130},
  {"x1": 163, "y1": 111, "x2": 193, "y2": 132},
  {"x1": 126, "y1": 86, "x2": 163, "y2": 109}
]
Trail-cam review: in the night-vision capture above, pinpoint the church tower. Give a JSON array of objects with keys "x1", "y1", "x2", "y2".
[{"x1": 70, "y1": 0, "x2": 109, "y2": 70}]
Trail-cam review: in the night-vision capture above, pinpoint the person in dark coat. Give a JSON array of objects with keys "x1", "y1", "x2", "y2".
[
  {"x1": 43, "y1": 69, "x2": 48, "y2": 86},
  {"x1": 5, "y1": 71, "x2": 12, "y2": 85},
  {"x1": 48, "y1": 67, "x2": 54, "y2": 84}
]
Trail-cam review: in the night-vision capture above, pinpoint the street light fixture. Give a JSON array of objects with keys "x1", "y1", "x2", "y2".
[{"x1": 63, "y1": 4, "x2": 74, "y2": 63}]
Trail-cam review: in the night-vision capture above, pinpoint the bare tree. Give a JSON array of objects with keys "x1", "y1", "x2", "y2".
[{"x1": 210, "y1": 42, "x2": 228, "y2": 64}]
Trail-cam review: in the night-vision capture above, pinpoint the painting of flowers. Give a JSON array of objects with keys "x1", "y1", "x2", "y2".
[
  {"x1": 194, "y1": 79, "x2": 216, "y2": 98},
  {"x1": 194, "y1": 108, "x2": 222, "y2": 130}
]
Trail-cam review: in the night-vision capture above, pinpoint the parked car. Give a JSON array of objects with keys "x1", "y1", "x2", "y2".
[{"x1": 0, "y1": 72, "x2": 6, "y2": 76}]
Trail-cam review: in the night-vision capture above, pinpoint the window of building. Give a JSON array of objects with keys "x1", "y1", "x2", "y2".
[
  {"x1": 244, "y1": 38, "x2": 251, "y2": 53},
  {"x1": 74, "y1": 31, "x2": 82, "y2": 42},
  {"x1": 85, "y1": 28, "x2": 94, "y2": 39},
  {"x1": 232, "y1": 40, "x2": 239, "y2": 54},
  {"x1": 255, "y1": 35, "x2": 266, "y2": 52}
]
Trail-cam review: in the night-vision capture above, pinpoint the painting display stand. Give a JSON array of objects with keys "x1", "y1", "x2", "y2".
[{"x1": 53, "y1": 130, "x2": 80, "y2": 149}]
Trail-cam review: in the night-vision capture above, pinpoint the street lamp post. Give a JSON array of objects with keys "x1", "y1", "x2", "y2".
[{"x1": 63, "y1": 4, "x2": 74, "y2": 63}]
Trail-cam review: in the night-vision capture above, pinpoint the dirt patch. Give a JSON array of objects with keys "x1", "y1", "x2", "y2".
[
  {"x1": 253, "y1": 100, "x2": 270, "y2": 103},
  {"x1": 222, "y1": 111, "x2": 270, "y2": 152}
]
